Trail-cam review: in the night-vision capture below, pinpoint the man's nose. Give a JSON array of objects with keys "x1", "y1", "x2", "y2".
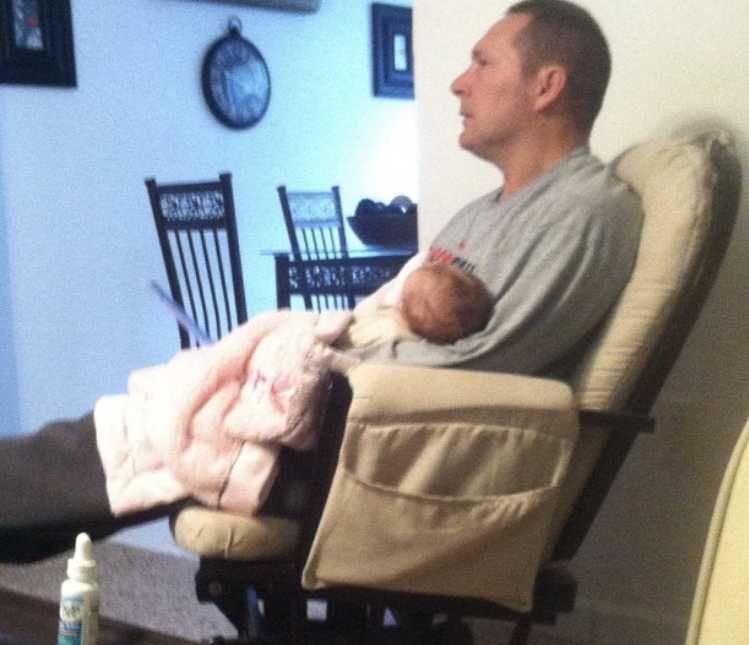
[{"x1": 451, "y1": 69, "x2": 469, "y2": 95}]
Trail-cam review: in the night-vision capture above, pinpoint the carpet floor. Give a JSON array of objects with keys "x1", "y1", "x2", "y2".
[
  {"x1": 0, "y1": 540, "x2": 235, "y2": 643},
  {"x1": 0, "y1": 540, "x2": 570, "y2": 645}
]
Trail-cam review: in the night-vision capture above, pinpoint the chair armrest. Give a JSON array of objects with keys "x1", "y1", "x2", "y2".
[
  {"x1": 346, "y1": 363, "x2": 653, "y2": 434},
  {"x1": 346, "y1": 362, "x2": 577, "y2": 427},
  {"x1": 303, "y1": 362, "x2": 581, "y2": 611}
]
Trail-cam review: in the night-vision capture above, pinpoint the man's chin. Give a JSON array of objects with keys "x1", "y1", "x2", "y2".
[
  {"x1": 459, "y1": 136, "x2": 483, "y2": 157},
  {"x1": 458, "y1": 135, "x2": 493, "y2": 162},
  {"x1": 458, "y1": 131, "x2": 474, "y2": 151}
]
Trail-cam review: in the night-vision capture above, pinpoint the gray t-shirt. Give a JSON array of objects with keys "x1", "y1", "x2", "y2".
[{"x1": 353, "y1": 146, "x2": 643, "y2": 375}]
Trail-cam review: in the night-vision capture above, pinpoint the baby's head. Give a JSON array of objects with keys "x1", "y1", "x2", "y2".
[{"x1": 399, "y1": 262, "x2": 491, "y2": 344}]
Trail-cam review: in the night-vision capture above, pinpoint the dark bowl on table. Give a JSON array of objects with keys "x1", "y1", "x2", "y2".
[{"x1": 347, "y1": 211, "x2": 418, "y2": 248}]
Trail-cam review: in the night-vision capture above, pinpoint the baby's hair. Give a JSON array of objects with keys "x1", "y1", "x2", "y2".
[{"x1": 401, "y1": 263, "x2": 492, "y2": 344}]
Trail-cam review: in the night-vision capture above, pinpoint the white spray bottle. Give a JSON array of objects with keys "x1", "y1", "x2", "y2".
[{"x1": 57, "y1": 532, "x2": 100, "y2": 645}]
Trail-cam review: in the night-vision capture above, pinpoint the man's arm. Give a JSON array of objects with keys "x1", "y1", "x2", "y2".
[{"x1": 351, "y1": 208, "x2": 641, "y2": 375}]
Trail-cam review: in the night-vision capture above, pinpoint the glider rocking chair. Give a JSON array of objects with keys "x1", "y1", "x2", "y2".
[{"x1": 171, "y1": 131, "x2": 741, "y2": 645}]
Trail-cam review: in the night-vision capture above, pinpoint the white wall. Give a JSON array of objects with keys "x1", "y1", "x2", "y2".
[
  {"x1": 414, "y1": 2, "x2": 749, "y2": 644},
  {"x1": 0, "y1": 0, "x2": 414, "y2": 547}
]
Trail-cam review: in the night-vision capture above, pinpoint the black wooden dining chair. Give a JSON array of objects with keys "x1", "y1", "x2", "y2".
[
  {"x1": 146, "y1": 172, "x2": 248, "y2": 349},
  {"x1": 277, "y1": 185, "x2": 355, "y2": 311}
]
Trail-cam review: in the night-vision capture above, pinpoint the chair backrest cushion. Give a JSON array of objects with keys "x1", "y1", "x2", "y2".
[
  {"x1": 546, "y1": 132, "x2": 737, "y2": 558},
  {"x1": 571, "y1": 132, "x2": 732, "y2": 410}
]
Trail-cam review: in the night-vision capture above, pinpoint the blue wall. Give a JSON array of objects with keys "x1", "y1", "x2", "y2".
[
  {"x1": 0, "y1": 0, "x2": 416, "y2": 435},
  {"x1": 0, "y1": 165, "x2": 20, "y2": 438},
  {"x1": 0, "y1": 0, "x2": 414, "y2": 550}
]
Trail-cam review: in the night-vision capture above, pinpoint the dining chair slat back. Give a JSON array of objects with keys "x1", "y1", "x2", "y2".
[
  {"x1": 146, "y1": 173, "x2": 248, "y2": 348},
  {"x1": 277, "y1": 185, "x2": 355, "y2": 311}
]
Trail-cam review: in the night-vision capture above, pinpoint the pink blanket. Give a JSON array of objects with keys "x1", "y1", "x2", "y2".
[{"x1": 94, "y1": 310, "x2": 357, "y2": 516}]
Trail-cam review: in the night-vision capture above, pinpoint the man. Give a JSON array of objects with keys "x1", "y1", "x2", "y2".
[
  {"x1": 356, "y1": 0, "x2": 641, "y2": 376},
  {"x1": 0, "y1": 0, "x2": 642, "y2": 560}
]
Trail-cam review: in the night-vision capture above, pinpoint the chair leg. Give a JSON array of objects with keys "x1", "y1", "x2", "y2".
[
  {"x1": 430, "y1": 615, "x2": 473, "y2": 645},
  {"x1": 326, "y1": 600, "x2": 368, "y2": 644},
  {"x1": 257, "y1": 591, "x2": 289, "y2": 636},
  {"x1": 388, "y1": 608, "x2": 434, "y2": 645},
  {"x1": 208, "y1": 584, "x2": 252, "y2": 641},
  {"x1": 391, "y1": 609, "x2": 434, "y2": 631},
  {"x1": 251, "y1": 591, "x2": 307, "y2": 644},
  {"x1": 288, "y1": 593, "x2": 307, "y2": 645},
  {"x1": 368, "y1": 603, "x2": 386, "y2": 628},
  {"x1": 508, "y1": 617, "x2": 532, "y2": 645}
]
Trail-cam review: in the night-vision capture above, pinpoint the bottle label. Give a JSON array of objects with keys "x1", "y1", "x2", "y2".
[
  {"x1": 58, "y1": 594, "x2": 84, "y2": 645},
  {"x1": 58, "y1": 593, "x2": 99, "y2": 645}
]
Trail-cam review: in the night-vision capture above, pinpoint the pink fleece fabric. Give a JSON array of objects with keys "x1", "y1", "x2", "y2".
[{"x1": 94, "y1": 309, "x2": 357, "y2": 516}]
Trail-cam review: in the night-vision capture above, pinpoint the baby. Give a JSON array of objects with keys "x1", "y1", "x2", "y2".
[{"x1": 339, "y1": 260, "x2": 492, "y2": 350}]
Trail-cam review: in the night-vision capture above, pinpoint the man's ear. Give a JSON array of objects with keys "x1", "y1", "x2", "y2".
[{"x1": 532, "y1": 64, "x2": 567, "y2": 112}]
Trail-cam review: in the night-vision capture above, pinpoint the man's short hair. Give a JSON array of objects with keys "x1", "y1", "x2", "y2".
[{"x1": 508, "y1": 0, "x2": 611, "y2": 134}]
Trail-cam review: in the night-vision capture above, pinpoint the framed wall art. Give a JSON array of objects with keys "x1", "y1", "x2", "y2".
[
  {"x1": 176, "y1": 0, "x2": 320, "y2": 12},
  {"x1": 371, "y1": 3, "x2": 413, "y2": 99},
  {"x1": 0, "y1": 0, "x2": 76, "y2": 87}
]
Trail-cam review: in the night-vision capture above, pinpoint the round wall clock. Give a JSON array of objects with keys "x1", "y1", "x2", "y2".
[{"x1": 202, "y1": 18, "x2": 271, "y2": 130}]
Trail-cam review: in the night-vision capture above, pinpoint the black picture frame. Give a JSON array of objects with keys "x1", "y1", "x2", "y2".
[
  {"x1": 178, "y1": 0, "x2": 321, "y2": 11},
  {"x1": 0, "y1": 0, "x2": 76, "y2": 87},
  {"x1": 371, "y1": 3, "x2": 413, "y2": 99}
]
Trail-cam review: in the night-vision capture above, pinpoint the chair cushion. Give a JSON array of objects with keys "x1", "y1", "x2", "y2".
[
  {"x1": 171, "y1": 504, "x2": 300, "y2": 560},
  {"x1": 548, "y1": 132, "x2": 733, "y2": 553},
  {"x1": 571, "y1": 131, "x2": 730, "y2": 409}
]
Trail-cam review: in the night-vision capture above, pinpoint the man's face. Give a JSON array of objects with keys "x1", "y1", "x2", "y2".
[{"x1": 451, "y1": 13, "x2": 536, "y2": 162}]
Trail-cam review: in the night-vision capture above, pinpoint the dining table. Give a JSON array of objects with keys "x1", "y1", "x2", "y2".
[{"x1": 265, "y1": 246, "x2": 417, "y2": 309}]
